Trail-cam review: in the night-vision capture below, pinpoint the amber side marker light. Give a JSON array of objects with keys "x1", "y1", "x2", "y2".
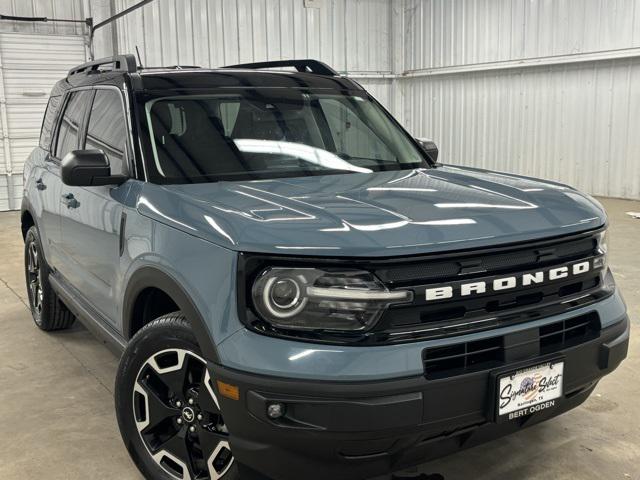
[{"x1": 217, "y1": 380, "x2": 240, "y2": 401}]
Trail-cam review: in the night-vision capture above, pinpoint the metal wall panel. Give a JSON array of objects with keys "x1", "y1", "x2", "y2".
[
  {"x1": 399, "y1": 0, "x2": 640, "y2": 200},
  {"x1": 0, "y1": 32, "x2": 86, "y2": 211},
  {"x1": 402, "y1": 58, "x2": 640, "y2": 199},
  {"x1": 0, "y1": 0, "x2": 86, "y2": 35},
  {"x1": 113, "y1": 0, "x2": 392, "y2": 73},
  {"x1": 403, "y1": 0, "x2": 640, "y2": 71},
  {"x1": 356, "y1": 78, "x2": 394, "y2": 109}
]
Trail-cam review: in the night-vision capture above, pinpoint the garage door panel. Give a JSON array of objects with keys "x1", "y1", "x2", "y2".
[
  {"x1": 7, "y1": 103, "x2": 50, "y2": 135},
  {"x1": 5, "y1": 71, "x2": 76, "y2": 98},
  {"x1": 4, "y1": 140, "x2": 41, "y2": 174},
  {"x1": 1, "y1": 55, "x2": 86, "y2": 70},
  {"x1": 0, "y1": 32, "x2": 86, "y2": 210},
  {"x1": 0, "y1": 175, "x2": 21, "y2": 211},
  {"x1": 0, "y1": 34, "x2": 85, "y2": 60}
]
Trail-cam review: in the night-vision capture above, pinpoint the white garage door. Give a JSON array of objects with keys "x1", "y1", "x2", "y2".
[{"x1": 0, "y1": 32, "x2": 86, "y2": 211}]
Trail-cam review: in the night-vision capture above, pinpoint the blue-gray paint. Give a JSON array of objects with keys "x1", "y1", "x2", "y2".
[{"x1": 136, "y1": 165, "x2": 605, "y2": 258}]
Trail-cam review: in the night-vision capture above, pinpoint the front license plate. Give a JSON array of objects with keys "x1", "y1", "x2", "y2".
[{"x1": 497, "y1": 361, "x2": 564, "y2": 421}]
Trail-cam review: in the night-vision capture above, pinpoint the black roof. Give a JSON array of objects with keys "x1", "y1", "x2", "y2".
[
  {"x1": 138, "y1": 68, "x2": 362, "y2": 92},
  {"x1": 51, "y1": 55, "x2": 363, "y2": 96}
]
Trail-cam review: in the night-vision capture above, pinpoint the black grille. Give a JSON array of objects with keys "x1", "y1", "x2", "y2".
[
  {"x1": 376, "y1": 236, "x2": 596, "y2": 286},
  {"x1": 423, "y1": 312, "x2": 600, "y2": 379},
  {"x1": 540, "y1": 313, "x2": 601, "y2": 353},
  {"x1": 423, "y1": 337, "x2": 503, "y2": 378},
  {"x1": 371, "y1": 230, "x2": 610, "y2": 342}
]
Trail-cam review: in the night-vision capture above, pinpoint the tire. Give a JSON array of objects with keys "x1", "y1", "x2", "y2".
[
  {"x1": 115, "y1": 313, "x2": 239, "y2": 480},
  {"x1": 24, "y1": 225, "x2": 75, "y2": 331}
]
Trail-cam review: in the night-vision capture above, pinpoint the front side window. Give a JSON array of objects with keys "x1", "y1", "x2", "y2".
[
  {"x1": 84, "y1": 90, "x2": 128, "y2": 175},
  {"x1": 54, "y1": 90, "x2": 92, "y2": 160},
  {"x1": 144, "y1": 89, "x2": 426, "y2": 183}
]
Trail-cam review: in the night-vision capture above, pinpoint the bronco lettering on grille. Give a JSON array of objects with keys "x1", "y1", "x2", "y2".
[{"x1": 425, "y1": 260, "x2": 591, "y2": 301}]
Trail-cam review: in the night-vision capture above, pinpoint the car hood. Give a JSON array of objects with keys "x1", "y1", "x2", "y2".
[{"x1": 136, "y1": 166, "x2": 606, "y2": 257}]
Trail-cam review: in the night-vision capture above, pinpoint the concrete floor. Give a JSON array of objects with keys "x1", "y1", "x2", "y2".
[{"x1": 0, "y1": 197, "x2": 638, "y2": 480}]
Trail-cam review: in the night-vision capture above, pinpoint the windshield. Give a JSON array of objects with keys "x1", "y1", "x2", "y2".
[{"x1": 144, "y1": 89, "x2": 427, "y2": 183}]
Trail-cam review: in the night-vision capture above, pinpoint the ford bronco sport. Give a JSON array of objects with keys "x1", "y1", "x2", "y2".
[{"x1": 21, "y1": 55, "x2": 629, "y2": 480}]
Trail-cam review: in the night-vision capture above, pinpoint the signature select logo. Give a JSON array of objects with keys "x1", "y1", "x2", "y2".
[{"x1": 500, "y1": 373, "x2": 562, "y2": 409}]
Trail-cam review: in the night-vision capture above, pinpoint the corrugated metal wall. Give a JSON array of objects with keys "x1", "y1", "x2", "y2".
[
  {"x1": 110, "y1": 0, "x2": 395, "y2": 108},
  {"x1": 400, "y1": 0, "x2": 640, "y2": 199},
  {"x1": 402, "y1": 59, "x2": 640, "y2": 199},
  {"x1": 0, "y1": 0, "x2": 85, "y2": 34},
  {"x1": 403, "y1": 0, "x2": 640, "y2": 70},
  {"x1": 114, "y1": 0, "x2": 392, "y2": 72}
]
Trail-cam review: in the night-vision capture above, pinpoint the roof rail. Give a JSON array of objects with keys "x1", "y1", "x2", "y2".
[
  {"x1": 141, "y1": 65, "x2": 202, "y2": 70},
  {"x1": 68, "y1": 54, "x2": 137, "y2": 77},
  {"x1": 222, "y1": 59, "x2": 338, "y2": 76}
]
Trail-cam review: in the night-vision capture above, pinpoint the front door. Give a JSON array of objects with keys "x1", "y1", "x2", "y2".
[
  {"x1": 58, "y1": 88, "x2": 130, "y2": 326},
  {"x1": 47, "y1": 90, "x2": 93, "y2": 270}
]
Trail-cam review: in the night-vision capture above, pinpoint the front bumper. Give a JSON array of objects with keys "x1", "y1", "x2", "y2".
[{"x1": 211, "y1": 314, "x2": 629, "y2": 480}]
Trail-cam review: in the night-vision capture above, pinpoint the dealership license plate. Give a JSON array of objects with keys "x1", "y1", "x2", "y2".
[{"x1": 497, "y1": 361, "x2": 564, "y2": 421}]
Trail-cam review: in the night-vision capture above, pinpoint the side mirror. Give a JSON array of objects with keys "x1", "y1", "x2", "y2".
[
  {"x1": 61, "y1": 150, "x2": 127, "y2": 187},
  {"x1": 416, "y1": 138, "x2": 439, "y2": 163}
]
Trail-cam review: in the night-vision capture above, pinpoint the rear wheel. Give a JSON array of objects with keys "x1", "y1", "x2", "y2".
[
  {"x1": 116, "y1": 313, "x2": 237, "y2": 480},
  {"x1": 24, "y1": 226, "x2": 75, "y2": 331}
]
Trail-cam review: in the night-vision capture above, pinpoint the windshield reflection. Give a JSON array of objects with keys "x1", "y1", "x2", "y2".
[{"x1": 233, "y1": 139, "x2": 372, "y2": 174}]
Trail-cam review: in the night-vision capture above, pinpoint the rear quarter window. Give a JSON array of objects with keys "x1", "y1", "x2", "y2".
[{"x1": 39, "y1": 95, "x2": 61, "y2": 151}]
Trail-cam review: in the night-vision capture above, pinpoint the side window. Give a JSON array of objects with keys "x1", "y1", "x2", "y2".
[
  {"x1": 54, "y1": 91, "x2": 92, "y2": 160},
  {"x1": 84, "y1": 90, "x2": 128, "y2": 175},
  {"x1": 39, "y1": 95, "x2": 61, "y2": 150}
]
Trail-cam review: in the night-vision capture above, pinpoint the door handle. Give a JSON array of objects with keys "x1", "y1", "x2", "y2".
[
  {"x1": 35, "y1": 178, "x2": 46, "y2": 190},
  {"x1": 61, "y1": 193, "x2": 79, "y2": 209}
]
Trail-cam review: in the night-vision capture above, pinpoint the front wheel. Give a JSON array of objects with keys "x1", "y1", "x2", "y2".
[{"x1": 115, "y1": 313, "x2": 237, "y2": 480}]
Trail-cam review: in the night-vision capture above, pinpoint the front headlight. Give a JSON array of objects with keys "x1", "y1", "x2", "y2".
[{"x1": 251, "y1": 267, "x2": 412, "y2": 331}]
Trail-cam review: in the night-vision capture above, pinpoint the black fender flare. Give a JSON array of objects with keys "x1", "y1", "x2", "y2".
[
  {"x1": 20, "y1": 196, "x2": 31, "y2": 216},
  {"x1": 122, "y1": 266, "x2": 219, "y2": 362}
]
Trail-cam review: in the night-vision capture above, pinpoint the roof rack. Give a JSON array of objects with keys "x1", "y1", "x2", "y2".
[
  {"x1": 222, "y1": 59, "x2": 338, "y2": 76},
  {"x1": 68, "y1": 54, "x2": 137, "y2": 77},
  {"x1": 141, "y1": 65, "x2": 202, "y2": 70}
]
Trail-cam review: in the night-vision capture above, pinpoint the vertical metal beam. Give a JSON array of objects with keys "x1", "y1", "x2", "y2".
[
  {"x1": 110, "y1": 0, "x2": 119, "y2": 56},
  {"x1": 89, "y1": 0, "x2": 155, "y2": 59},
  {"x1": 81, "y1": 0, "x2": 93, "y2": 60}
]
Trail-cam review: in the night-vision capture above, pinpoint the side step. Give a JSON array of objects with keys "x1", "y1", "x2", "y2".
[{"x1": 49, "y1": 273, "x2": 127, "y2": 356}]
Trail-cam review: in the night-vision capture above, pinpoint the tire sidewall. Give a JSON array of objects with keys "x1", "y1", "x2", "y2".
[{"x1": 24, "y1": 226, "x2": 50, "y2": 327}]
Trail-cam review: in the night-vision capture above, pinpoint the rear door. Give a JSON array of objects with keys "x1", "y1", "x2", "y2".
[{"x1": 58, "y1": 87, "x2": 130, "y2": 325}]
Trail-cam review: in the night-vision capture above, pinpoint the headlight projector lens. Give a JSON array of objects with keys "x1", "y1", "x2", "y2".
[
  {"x1": 261, "y1": 275, "x2": 307, "y2": 319},
  {"x1": 270, "y1": 278, "x2": 301, "y2": 309},
  {"x1": 252, "y1": 267, "x2": 412, "y2": 331}
]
